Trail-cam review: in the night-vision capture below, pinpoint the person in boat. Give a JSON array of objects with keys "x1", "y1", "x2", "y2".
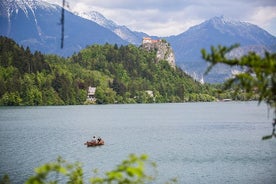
[
  {"x1": 91, "y1": 136, "x2": 97, "y2": 143},
  {"x1": 97, "y1": 136, "x2": 102, "y2": 143}
]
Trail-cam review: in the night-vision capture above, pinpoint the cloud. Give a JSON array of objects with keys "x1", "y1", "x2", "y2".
[
  {"x1": 247, "y1": 6, "x2": 276, "y2": 25},
  {"x1": 245, "y1": 6, "x2": 276, "y2": 35},
  {"x1": 46, "y1": 0, "x2": 276, "y2": 36}
]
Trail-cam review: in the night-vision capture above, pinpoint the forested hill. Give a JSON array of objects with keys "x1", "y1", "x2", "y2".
[{"x1": 0, "y1": 36, "x2": 217, "y2": 105}]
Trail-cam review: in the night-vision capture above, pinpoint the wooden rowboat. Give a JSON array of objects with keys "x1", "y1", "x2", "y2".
[{"x1": 84, "y1": 140, "x2": 104, "y2": 147}]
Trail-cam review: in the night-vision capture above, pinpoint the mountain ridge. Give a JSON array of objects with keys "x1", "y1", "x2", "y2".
[
  {"x1": 74, "y1": 10, "x2": 148, "y2": 45},
  {"x1": 0, "y1": 0, "x2": 128, "y2": 56},
  {"x1": 1, "y1": 0, "x2": 275, "y2": 83},
  {"x1": 166, "y1": 15, "x2": 276, "y2": 82}
]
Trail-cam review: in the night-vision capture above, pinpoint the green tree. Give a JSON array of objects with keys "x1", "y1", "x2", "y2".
[
  {"x1": 95, "y1": 87, "x2": 116, "y2": 104},
  {"x1": 25, "y1": 156, "x2": 83, "y2": 184},
  {"x1": 91, "y1": 154, "x2": 156, "y2": 184},
  {"x1": 20, "y1": 154, "x2": 166, "y2": 184},
  {"x1": 0, "y1": 36, "x2": 218, "y2": 105},
  {"x1": 42, "y1": 88, "x2": 64, "y2": 105},
  {"x1": 110, "y1": 78, "x2": 127, "y2": 96},
  {"x1": 0, "y1": 92, "x2": 22, "y2": 105},
  {"x1": 202, "y1": 45, "x2": 276, "y2": 139}
]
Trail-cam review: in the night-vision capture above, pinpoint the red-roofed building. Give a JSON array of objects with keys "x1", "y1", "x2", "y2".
[{"x1": 142, "y1": 37, "x2": 161, "y2": 44}]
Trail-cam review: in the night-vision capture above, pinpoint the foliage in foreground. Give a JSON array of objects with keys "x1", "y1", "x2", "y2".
[
  {"x1": 0, "y1": 154, "x2": 177, "y2": 184},
  {"x1": 202, "y1": 45, "x2": 276, "y2": 139}
]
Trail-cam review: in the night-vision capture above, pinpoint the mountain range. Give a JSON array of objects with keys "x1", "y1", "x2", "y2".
[
  {"x1": 74, "y1": 10, "x2": 148, "y2": 45},
  {"x1": 1, "y1": 0, "x2": 275, "y2": 83},
  {"x1": 166, "y1": 16, "x2": 276, "y2": 82},
  {"x1": 0, "y1": 0, "x2": 127, "y2": 56}
]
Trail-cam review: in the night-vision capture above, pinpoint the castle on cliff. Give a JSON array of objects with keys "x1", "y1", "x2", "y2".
[
  {"x1": 142, "y1": 37, "x2": 161, "y2": 44},
  {"x1": 142, "y1": 37, "x2": 176, "y2": 68}
]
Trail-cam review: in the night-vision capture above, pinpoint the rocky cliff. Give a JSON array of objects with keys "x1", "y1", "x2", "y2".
[{"x1": 142, "y1": 37, "x2": 176, "y2": 68}]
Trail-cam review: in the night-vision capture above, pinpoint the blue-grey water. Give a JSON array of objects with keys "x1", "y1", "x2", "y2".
[{"x1": 0, "y1": 102, "x2": 275, "y2": 184}]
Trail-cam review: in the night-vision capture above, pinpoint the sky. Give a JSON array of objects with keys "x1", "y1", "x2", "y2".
[{"x1": 46, "y1": 0, "x2": 276, "y2": 37}]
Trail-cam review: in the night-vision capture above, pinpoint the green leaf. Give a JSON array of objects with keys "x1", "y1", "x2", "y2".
[{"x1": 262, "y1": 135, "x2": 273, "y2": 140}]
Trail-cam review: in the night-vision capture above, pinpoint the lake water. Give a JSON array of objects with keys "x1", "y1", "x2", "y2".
[{"x1": 0, "y1": 102, "x2": 275, "y2": 183}]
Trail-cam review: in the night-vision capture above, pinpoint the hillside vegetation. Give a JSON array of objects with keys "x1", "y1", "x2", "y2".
[{"x1": 0, "y1": 36, "x2": 217, "y2": 105}]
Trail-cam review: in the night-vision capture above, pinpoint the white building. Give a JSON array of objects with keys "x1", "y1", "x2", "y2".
[
  {"x1": 145, "y1": 90, "x2": 154, "y2": 97},
  {"x1": 87, "y1": 86, "x2": 96, "y2": 101}
]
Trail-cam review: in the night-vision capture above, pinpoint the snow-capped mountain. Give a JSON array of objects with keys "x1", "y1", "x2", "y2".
[
  {"x1": 75, "y1": 11, "x2": 117, "y2": 30},
  {"x1": 1, "y1": 0, "x2": 56, "y2": 15},
  {"x1": 1, "y1": 0, "x2": 59, "y2": 43},
  {"x1": 0, "y1": 0, "x2": 127, "y2": 56},
  {"x1": 74, "y1": 10, "x2": 148, "y2": 45},
  {"x1": 1, "y1": 1, "x2": 275, "y2": 83},
  {"x1": 167, "y1": 16, "x2": 276, "y2": 83}
]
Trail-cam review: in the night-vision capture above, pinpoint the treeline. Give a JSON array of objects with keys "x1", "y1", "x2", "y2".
[{"x1": 0, "y1": 36, "x2": 217, "y2": 105}]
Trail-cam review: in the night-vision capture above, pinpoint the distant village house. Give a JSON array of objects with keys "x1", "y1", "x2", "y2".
[
  {"x1": 145, "y1": 90, "x2": 154, "y2": 98},
  {"x1": 87, "y1": 86, "x2": 96, "y2": 102}
]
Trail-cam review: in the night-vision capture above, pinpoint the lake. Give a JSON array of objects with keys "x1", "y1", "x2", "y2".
[{"x1": 0, "y1": 102, "x2": 275, "y2": 183}]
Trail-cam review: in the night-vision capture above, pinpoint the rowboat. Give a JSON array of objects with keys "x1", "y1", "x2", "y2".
[{"x1": 84, "y1": 140, "x2": 104, "y2": 147}]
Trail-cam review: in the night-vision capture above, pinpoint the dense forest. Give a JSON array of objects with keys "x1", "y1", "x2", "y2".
[{"x1": 0, "y1": 36, "x2": 222, "y2": 105}]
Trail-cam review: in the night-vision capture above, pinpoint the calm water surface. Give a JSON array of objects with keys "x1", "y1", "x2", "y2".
[{"x1": 0, "y1": 102, "x2": 275, "y2": 183}]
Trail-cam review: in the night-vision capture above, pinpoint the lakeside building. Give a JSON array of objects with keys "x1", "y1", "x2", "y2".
[{"x1": 87, "y1": 86, "x2": 96, "y2": 102}]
